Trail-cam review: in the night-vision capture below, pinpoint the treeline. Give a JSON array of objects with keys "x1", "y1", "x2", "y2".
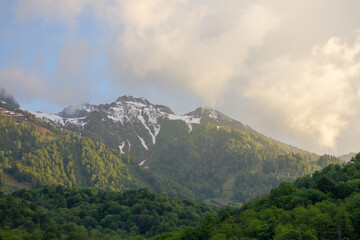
[
  {"x1": 0, "y1": 186, "x2": 215, "y2": 239},
  {"x1": 157, "y1": 153, "x2": 360, "y2": 239},
  {"x1": 149, "y1": 123, "x2": 341, "y2": 202}
]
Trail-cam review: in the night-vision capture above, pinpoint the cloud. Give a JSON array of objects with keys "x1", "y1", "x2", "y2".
[
  {"x1": 0, "y1": 66, "x2": 51, "y2": 102},
  {"x1": 244, "y1": 33, "x2": 360, "y2": 151},
  {"x1": 110, "y1": 1, "x2": 280, "y2": 106},
  {"x1": 14, "y1": 0, "x2": 280, "y2": 106}
]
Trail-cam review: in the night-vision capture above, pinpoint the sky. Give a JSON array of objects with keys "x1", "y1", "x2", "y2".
[{"x1": 1, "y1": 0, "x2": 360, "y2": 155}]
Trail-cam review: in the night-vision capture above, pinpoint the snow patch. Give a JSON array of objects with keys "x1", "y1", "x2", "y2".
[
  {"x1": 34, "y1": 112, "x2": 88, "y2": 128},
  {"x1": 154, "y1": 124, "x2": 161, "y2": 137},
  {"x1": 208, "y1": 110, "x2": 218, "y2": 119},
  {"x1": 126, "y1": 101, "x2": 147, "y2": 108},
  {"x1": 79, "y1": 105, "x2": 96, "y2": 113},
  {"x1": 137, "y1": 134, "x2": 148, "y2": 150},
  {"x1": 188, "y1": 124, "x2": 193, "y2": 133},
  {"x1": 139, "y1": 159, "x2": 147, "y2": 166},
  {"x1": 138, "y1": 114, "x2": 156, "y2": 145},
  {"x1": 119, "y1": 142, "x2": 126, "y2": 153},
  {"x1": 108, "y1": 106, "x2": 125, "y2": 125},
  {"x1": 167, "y1": 114, "x2": 201, "y2": 132}
]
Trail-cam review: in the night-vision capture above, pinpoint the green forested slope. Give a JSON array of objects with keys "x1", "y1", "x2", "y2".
[
  {"x1": 148, "y1": 122, "x2": 341, "y2": 202},
  {"x1": 0, "y1": 109, "x2": 135, "y2": 192},
  {"x1": 12, "y1": 132, "x2": 136, "y2": 190},
  {"x1": 0, "y1": 186, "x2": 215, "y2": 239},
  {"x1": 0, "y1": 109, "x2": 191, "y2": 199},
  {"x1": 157, "y1": 153, "x2": 360, "y2": 240},
  {"x1": 2, "y1": 153, "x2": 358, "y2": 240}
]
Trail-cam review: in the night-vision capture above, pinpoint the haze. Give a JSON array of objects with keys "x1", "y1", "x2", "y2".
[{"x1": 1, "y1": 0, "x2": 360, "y2": 155}]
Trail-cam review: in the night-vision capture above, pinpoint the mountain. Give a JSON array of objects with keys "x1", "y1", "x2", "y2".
[
  {"x1": 34, "y1": 96, "x2": 238, "y2": 161},
  {"x1": 34, "y1": 96, "x2": 342, "y2": 203},
  {"x1": 0, "y1": 102, "x2": 191, "y2": 199}
]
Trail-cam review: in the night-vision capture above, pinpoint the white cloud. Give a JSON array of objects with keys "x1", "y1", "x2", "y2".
[{"x1": 110, "y1": 1, "x2": 280, "y2": 106}]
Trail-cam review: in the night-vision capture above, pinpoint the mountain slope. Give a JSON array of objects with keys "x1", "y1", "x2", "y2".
[
  {"x1": 0, "y1": 102, "x2": 191, "y2": 198},
  {"x1": 34, "y1": 96, "x2": 342, "y2": 203},
  {"x1": 35, "y1": 96, "x2": 209, "y2": 161},
  {"x1": 157, "y1": 153, "x2": 360, "y2": 240}
]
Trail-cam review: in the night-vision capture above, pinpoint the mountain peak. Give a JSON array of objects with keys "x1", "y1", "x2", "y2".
[
  {"x1": 115, "y1": 95, "x2": 151, "y2": 106},
  {"x1": 58, "y1": 103, "x2": 96, "y2": 118},
  {"x1": 186, "y1": 107, "x2": 221, "y2": 120}
]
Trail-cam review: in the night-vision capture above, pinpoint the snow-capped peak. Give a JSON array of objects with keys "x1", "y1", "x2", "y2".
[
  {"x1": 33, "y1": 96, "x2": 241, "y2": 152},
  {"x1": 58, "y1": 103, "x2": 97, "y2": 118}
]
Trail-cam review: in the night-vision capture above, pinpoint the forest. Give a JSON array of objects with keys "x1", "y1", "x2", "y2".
[
  {"x1": 0, "y1": 111, "x2": 191, "y2": 199},
  {"x1": 1, "y1": 153, "x2": 359, "y2": 239},
  {"x1": 154, "y1": 153, "x2": 360, "y2": 240},
  {"x1": 148, "y1": 122, "x2": 341, "y2": 202},
  {"x1": 0, "y1": 186, "x2": 215, "y2": 239}
]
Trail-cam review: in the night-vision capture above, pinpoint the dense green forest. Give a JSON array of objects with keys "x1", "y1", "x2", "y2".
[
  {"x1": 155, "y1": 153, "x2": 360, "y2": 239},
  {"x1": 0, "y1": 187, "x2": 215, "y2": 239},
  {"x1": 148, "y1": 122, "x2": 342, "y2": 202},
  {"x1": 0, "y1": 110, "x2": 191, "y2": 199},
  {"x1": 1, "y1": 153, "x2": 359, "y2": 239},
  {"x1": 0, "y1": 110, "x2": 135, "y2": 191}
]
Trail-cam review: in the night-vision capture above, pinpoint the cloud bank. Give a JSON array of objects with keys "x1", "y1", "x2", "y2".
[{"x1": 8, "y1": 0, "x2": 360, "y2": 153}]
